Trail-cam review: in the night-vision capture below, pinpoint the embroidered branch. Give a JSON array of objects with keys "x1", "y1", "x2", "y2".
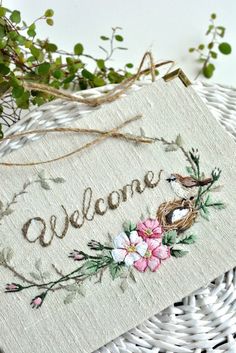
[
  {"x1": 1, "y1": 135, "x2": 225, "y2": 309},
  {"x1": 0, "y1": 170, "x2": 65, "y2": 224}
]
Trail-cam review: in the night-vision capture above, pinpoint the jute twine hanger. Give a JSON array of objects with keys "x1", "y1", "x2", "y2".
[{"x1": 0, "y1": 52, "x2": 174, "y2": 167}]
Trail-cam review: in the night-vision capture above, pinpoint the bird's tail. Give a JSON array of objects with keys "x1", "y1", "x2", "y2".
[{"x1": 198, "y1": 177, "x2": 212, "y2": 186}]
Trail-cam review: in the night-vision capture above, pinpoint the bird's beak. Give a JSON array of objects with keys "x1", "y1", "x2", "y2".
[{"x1": 166, "y1": 178, "x2": 171, "y2": 182}]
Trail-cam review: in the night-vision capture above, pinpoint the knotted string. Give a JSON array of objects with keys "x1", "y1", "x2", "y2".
[{"x1": 0, "y1": 52, "x2": 174, "y2": 167}]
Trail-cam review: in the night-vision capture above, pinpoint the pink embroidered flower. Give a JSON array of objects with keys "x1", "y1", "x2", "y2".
[
  {"x1": 31, "y1": 293, "x2": 46, "y2": 309},
  {"x1": 69, "y1": 250, "x2": 86, "y2": 261},
  {"x1": 134, "y1": 239, "x2": 170, "y2": 272},
  {"x1": 5, "y1": 283, "x2": 22, "y2": 292},
  {"x1": 111, "y1": 231, "x2": 148, "y2": 267},
  {"x1": 137, "y1": 219, "x2": 163, "y2": 240}
]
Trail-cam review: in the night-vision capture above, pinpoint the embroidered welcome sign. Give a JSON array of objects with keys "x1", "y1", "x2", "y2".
[{"x1": 0, "y1": 78, "x2": 236, "y2": 353}]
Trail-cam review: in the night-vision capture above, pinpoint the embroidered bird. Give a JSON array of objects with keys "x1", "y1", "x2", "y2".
[{"x1": 166, "y1": 173, "x2": 212, "y2": 199}]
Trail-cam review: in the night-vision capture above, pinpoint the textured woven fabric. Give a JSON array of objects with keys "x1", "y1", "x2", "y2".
[{"x1": 0, "y1": 79, "x2": 235, "y2": 352}]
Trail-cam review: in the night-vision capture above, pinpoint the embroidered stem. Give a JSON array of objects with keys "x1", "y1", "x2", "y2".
[
  {"x1": 0, "y1": 173, "x2": 65, "y2": 224},
  {"x1": 154, "y1": 137, "x2": 197, "y2": 174},
  {"x1": 4, "y1": 263, "x2": 53, "y2": 291}
]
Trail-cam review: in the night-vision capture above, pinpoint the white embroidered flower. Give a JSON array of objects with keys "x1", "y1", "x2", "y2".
[{"x1": 111, "y1": 231, "x2": 148, "y2": 267}]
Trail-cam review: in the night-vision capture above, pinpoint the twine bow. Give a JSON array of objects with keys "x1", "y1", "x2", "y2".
[{"x1": 0, "y1": 52, "x2": 174, "y2": 167}]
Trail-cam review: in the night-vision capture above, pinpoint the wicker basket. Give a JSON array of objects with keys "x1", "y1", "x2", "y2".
[{"x1": 1, "y1": 80, "x2": 236, "y2": 353}]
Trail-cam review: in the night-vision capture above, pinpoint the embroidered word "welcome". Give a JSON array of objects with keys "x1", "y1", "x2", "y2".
[{"x1": 22, "y1": 170, "x2": 163, "y2": 247}]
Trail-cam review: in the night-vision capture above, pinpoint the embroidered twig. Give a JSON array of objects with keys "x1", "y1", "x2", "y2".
[
  {"x1": 155, "y1": 136, "x2": 197, "y2": 174},
  {"x1": 0, "y1": 170, "x2": 65, "y2": 223},
  {"x1": 2, "y1": 143, "x2": 225, "y2": 308}
]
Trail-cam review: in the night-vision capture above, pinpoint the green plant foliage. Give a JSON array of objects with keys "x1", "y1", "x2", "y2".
[
  {"x1": 189, "y1": 13, "x2": 232, "y2": 79},
  {"x1": 0, "y1": 4, "x2": 134, "y2": 133}
]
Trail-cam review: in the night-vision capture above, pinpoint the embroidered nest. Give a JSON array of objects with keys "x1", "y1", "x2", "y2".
[{"x1": 156, "y1": 199, "x2": 198, "y2": 233}]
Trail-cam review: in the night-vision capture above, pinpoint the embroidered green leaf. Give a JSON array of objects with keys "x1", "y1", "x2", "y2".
[
  {"x1": 1, "y1": 208, "x2": 14, "y2": 216},
  {"x1": 109, "y1": 262, "x2": 123, "y2": 280},
  {"x1": 129, "y1": 269, "x2": 137, "y2": 283},
  {"x1": 29, "y1": 272, "x2": 41, "y2": 281},
  {"x1": 42, "y1": 271, "x2": 51, "y2": 279},
  {"x1": 204, "y1": 195, "x2": 212, "y2": 206},
  {"x1": 82, "y1": 260, "x2": 102, "y2": 275},
  {"x1": 120, "y1": 278, "x2": 129, "y2": 292},
  {"x1": 40, "y1": 180, "x2": 51, "y2": 190},
  {"x1": 0, "y1": 251, "x2": 5, "y2": 265},
  {"x1": 171, "y1": 249, "x2": 189, "y2": 257},
  {"x1": 77, "y1": 285, "x2": 86, "y2": 297},
  {"x1": 65, "y1": 284, "x2": 78, "y2": 292},
  {"x1": 162, "y1": 230, "x2": 177, "y2": 246},
  {"x1": 52, "y1": 177, "x2": 66, "y2": 183},
  {"x1": 175, "y1": 134, "x2": 183, "y2": 147},
  {"x1": 3, "y1": 247, "x2": 14, "y2": 263},
  {"x1": 140, "y1": 127, "x2": 145, "y2": 137},
  {"x1": 0, "y1": 247, "x2": 13, "y2": 265},
  {"x1": 35, "y1": 258, "x2": 42, "y2": 271},
  {"x1": 200, "y1": 205, "x2": 210, "y2": 220},
  {"x1": 210, "y1": 201, "x2": 225, "y2": 210},
  {"x1": 65, "y1": 283, "x2": 86, "y2": 296},
  {"x1": 64, "y1": 291, "x2": 76, "y2": 304},
  {"x1": 186, "y1": 166, "x2": 195, "y2": 176},
  {"x1": 123, "y1": 220, "x2": 137, "y2": 234},
  {"x1": 38, "y1": 170, "x2": 46, "y2": 179},
  {"x1": 178, "y1": 233, "x2": 197, "y2": 244},
  {"x1": 210, "y1": 185, "x2": 224, "y2": 193},
  {"x1": 165, "y1": 143, "x2": 179, "y2": 152}
]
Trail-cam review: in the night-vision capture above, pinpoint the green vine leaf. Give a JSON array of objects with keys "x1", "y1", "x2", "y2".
[
  {"x1": 218, "y1": 42, "x2": 232, "y2": 55},
  {"x1": 0, "y1": 6, "x2": 133, "y2": 133},
  {"x1": 203, "y1": 63, "x2": 215, "y2": 78},
  {"x1": 74, "y1": 43, "x2": 84, "y2": 56},
  {"x1": 189, "y1": 13, "x2": 232, "y2": 79}
]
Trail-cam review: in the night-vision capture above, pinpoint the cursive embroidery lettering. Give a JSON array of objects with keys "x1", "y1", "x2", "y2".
[
  {"x1": 94, "y1": 198, "x2": 107, "y2": 215},
  {"x1": 108, "y1": 191, "x2": 121, "y2": 210},
  {"x1": 23, "y1": 170, "x2": 163, "y2": 246}
]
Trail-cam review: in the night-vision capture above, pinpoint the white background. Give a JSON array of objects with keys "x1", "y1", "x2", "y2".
[{"x1": 5, "y1": 0, "x2": 236, "y2": 85}]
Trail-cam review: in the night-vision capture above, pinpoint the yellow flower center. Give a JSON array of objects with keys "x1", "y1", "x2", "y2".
[
  {"x1": 144, "y1": 250, "x2": 152, "y2": 258},
  {"x1": 145, "y1": 228, "x2": 153, "y2": 236},
  {"x1": 127, "y1": 245, "x2": 136, "y2": 253}
]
